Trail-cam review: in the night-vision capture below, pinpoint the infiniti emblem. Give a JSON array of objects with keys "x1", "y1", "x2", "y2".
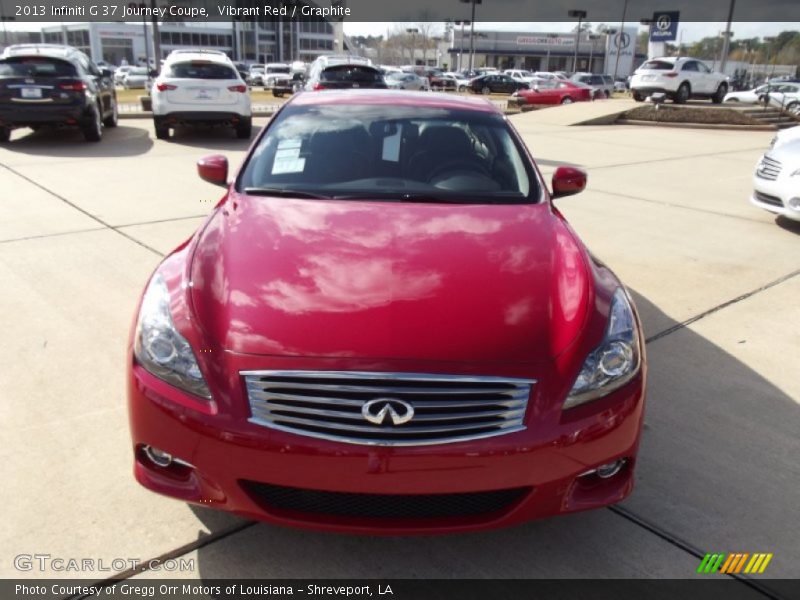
[{"x1": 361, "y1": 398, "x2": 414, "y2": 426}]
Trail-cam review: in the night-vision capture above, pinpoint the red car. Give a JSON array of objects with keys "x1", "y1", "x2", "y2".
[
  {"x1": 128, "y1": 90, "x2": 646, "y2": 534},
  {"x1": 513, "y1": 80, "x2": 593, "y2": 106}
]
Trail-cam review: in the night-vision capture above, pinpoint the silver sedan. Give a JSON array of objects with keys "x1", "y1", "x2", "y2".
[{"x1": 386, "y1": 72, "x2": 429, "y2": 91}]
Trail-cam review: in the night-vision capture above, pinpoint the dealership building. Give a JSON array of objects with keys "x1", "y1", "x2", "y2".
[
  {"x1": 1, "y1": 20, "x2": 342, "y2": 65},
  {"x1": 449, "y1": 28, "x2": 643, "y2": 76}
]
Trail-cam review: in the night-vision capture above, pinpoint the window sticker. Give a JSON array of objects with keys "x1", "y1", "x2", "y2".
[{"x1": 382, "y1": 127, "x2": 401, "y2": 162}]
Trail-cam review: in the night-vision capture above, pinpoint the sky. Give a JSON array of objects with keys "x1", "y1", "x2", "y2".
[{"x1": 342, "y1": 21, "x2": 800, "y2": 44}]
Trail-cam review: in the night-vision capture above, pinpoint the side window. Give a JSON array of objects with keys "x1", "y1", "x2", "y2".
[
  {"x1": 682, "y1": 61, "x2": 698, "y2": 72},
  {"x1": 697, "y1": 62, "x2": 711, "y2": 73}
]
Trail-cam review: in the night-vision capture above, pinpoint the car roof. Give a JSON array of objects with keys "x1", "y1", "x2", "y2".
[
  {"x1": 288, "y1": 89, "x2": 500, "y2": 114},
  {"x1": 164, "y1": 49, "x2": 232, "y2": 64},
  {"x1": 2, "y1": 44, "x2": 80, "y2": 60}
]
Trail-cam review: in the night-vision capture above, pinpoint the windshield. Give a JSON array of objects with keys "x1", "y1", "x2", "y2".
[
  {"x1": 267, "y1": 65, "x2": 290, "y2": 74},
  {"x1": 129, "y1": 68, "x2": 148, "y2": 76},
  {"x1": 238, "y1": 104, "x2": 536, "y2": 203},
  {"x1": 165, "y1": 61, "x2": 236, "y2": 79}
]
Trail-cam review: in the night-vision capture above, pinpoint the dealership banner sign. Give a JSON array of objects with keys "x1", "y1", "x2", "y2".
[{"x1": 649, "y1": 11, "x2": 680, "y2": 42}]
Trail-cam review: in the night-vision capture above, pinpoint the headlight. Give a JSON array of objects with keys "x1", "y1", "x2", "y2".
[
  {"x1": 133, "y1": 274, "x2": 211, "y2": 399},
  {"x1": 564, "y1": 288, "x2": 641, "y2": 409}
]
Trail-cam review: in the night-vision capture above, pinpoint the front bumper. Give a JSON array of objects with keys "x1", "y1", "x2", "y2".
[
  {"x1": 129, "y1": 359, "x2": 645, "y2": 534},
  {"x1": 751, "y1": 174, "x2": 800, "y2": 221}
]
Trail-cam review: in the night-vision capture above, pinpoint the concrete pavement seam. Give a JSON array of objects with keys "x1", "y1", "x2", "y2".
[
  {"x1": 588, "y1": 187, "x2": 780, "y2": 225},
  {"x1": 0, "y1": 226, "x2": 107, "y2": 245},
  {"x1": 0, "y1": 162, "x2": 164, "y2": 257},
  {"x1": 645, "y1": 267, "x2": 800, "y2": 344},
  {"x1": 64, "y1": 520, "x2": 257, "y2": 599},
  {"x1": 609, "y1": 506, "x2": 788, "y2": 600}
]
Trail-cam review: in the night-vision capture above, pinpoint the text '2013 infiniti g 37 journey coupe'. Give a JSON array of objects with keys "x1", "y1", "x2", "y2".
[{"x1": 128, "y1": 90, "x2": 646, "y2": 534}]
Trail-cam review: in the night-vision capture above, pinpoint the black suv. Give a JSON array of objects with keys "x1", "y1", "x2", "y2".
[{"x1": 0, "y1": 44, "x2": 118, "y2": 142}]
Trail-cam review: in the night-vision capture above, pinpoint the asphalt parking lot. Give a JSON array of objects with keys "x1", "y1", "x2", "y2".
[{"x1": 1, "y1": 110, "x2": 798, "y2": 593}]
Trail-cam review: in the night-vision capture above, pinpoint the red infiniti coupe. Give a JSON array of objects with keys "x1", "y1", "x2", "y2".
[
  {"x1": 128, "y1": 90, "x2": 646, "y2": 534},
  {"x1": 513, "y1": 80, "x2": 594, "y2": 106}
]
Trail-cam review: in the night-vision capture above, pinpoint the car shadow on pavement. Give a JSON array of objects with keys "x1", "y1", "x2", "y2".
[
  {"x1": 2, "y1": 125, "x2": 153, "y2": 157},
  {"x1": 173, "y1": 290, "x2": 797, "y2": 588},
  {"x1": 775, "y1": 215, "x2": 800, "y2": 235},
  {"x1": 164, "y1": 125, "x2": 264, "y2": 151}
]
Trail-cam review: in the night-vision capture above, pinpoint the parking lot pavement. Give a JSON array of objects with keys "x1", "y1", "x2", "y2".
[{"x1": 1, "y1": 113, "x2": 798, "y2": 586}]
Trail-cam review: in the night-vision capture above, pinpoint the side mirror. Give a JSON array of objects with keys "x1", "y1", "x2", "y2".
[
  {"x1": 99, "y1": 67, "x2": 114, "y2": 79},
  {"x1": 551, "y1": 166, "x2": 587, "y2": 199},
  {"x1": 197, "y1": 155, "x2": 228, "y2": 187}
]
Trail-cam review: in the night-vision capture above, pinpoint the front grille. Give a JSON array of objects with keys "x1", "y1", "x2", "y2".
[
  {"x1": 756, "y1": 155, "x2": 782, "y2": 180},
  {"x1": 242, "y1": 371, "x2": 534, "y2": 446},
  {"x1": 241, "y1": 481, "x2": 530, "y2": 519},
  {"x1": 754, "y1": 191, "x2": 784, "y2": 207}
]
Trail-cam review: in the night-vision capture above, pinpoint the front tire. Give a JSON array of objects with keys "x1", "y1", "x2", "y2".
[
  {"x1": 82, "y1": 104, "x2": 103, "y2": 142},
  {"x1": 712, "y1": 83, "x2": 728, "y2": 104},
  {"x1": 103, "y1": 97, "x2": 119, "y2": 128},
  {"x1": 482, "y1": 86, "x2": 491, "y2": 95},
  {"x1": 787, "y1": 102, "x2": 800, "y2": 116},
  {"x1": 674, "y1": 82, "x2": 690, "y2": 104},
  {"x1": 0, "y1": 127, "x2": 9, "y2": 143},
  {"x1": 632, "y1": 91, "x2": 644, "y2": 102},
  {"x1": 561, "y1": 96, "x2": 574, "y2": 105}
]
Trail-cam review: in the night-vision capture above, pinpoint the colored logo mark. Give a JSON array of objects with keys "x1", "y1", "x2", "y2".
[{"x1": 697, "y1": 553, "x2": 773, "y2": 574}]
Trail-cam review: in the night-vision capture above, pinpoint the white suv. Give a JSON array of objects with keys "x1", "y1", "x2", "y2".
[
  {"x1": 151, "y1": 50, "x2": 252, "y2": 140},
  {"x1": 630, "y1": 57, "x2": 729, "y2": 104}
]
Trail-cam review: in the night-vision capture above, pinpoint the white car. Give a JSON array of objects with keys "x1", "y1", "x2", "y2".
[
  {"x1": 770, "y1": 125, "x2": 800, "y2": 150},
  {"x1": 725, "y1": 82, "x2": 800, "y2": 104},
  {"x1": 151, "y1": 50, "x2": 251, "y2": 140},
  {"x1": 503, "y1": 69, "x2": 536, "y2": 85},
  {"x1": 263, "y1": 63, "x2": 292, "y2": 88},
  {"x1": 751, "y1": 138, "x2": 800, "y2": 222},
  {"x1": 763, "y1": 91, "x2": 800, "y2": 116},
  {"x1": 445, "y1": 71, "x2": 471, "y2": 91},
  {"x1": 630, "y1": 57, "x2": 729, "y2": 104}
]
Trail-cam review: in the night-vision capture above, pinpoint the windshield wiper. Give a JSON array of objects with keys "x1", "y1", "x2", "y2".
[
  {"x1": 331, "y1": 192, "x2": 468, "y2": 204},
  {"x1": 243, "y1": 187, "x2": 331, "y2": 199}
]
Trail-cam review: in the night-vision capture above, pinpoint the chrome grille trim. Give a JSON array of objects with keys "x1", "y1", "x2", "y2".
[
  {"x1": 756, "y1": 155, "x2": 782, "y2": 181},
  {"x1": 242, "y1": 370, "x2": 534, "y2": 446}
]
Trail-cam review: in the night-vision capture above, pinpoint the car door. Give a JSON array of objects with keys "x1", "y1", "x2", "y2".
[
  {"x1": 679, "y1": 60, "x2": 701, "y2": 93},
  {"x1": 80, "y1": 53, "x2": 113, "y2": 115},
  {"x1": 695, "y1": 61, "x2": 717, "y2": 93}
]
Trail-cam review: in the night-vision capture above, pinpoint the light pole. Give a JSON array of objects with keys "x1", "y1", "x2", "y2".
[
  {"x1": 588, "y1": 34, "x2": 601, "y2": 72},
  {"x1": 720, "y1": 0, "x2": 735, "y2": 74},
  {"x1": 613, "y1": 0, "x2": 629, "y2": 79},
  {"x1": 454, "y1": 20, "x2": 471, "y2": 72},
  {"x1": 544, "y1": 32, "x2": 558, "y2": 71},
  {"x1": 568, "y1": 9, "x2": 587, "y2": 73},
  {"x1": 406, "y1": 28, "x2": 418, "y2": 66},
  {"x1": 460, "y1": 0, "x2": 482, "y2": 72}
]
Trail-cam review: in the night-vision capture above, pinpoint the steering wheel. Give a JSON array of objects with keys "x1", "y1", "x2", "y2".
[{"x1": 427, "y1": 159, "x2": 491, "y2": 182}]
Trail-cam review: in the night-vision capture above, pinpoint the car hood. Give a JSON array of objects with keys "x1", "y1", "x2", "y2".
[{"x1": 189, "y1": 194, "x2": 592, "y2": 363}]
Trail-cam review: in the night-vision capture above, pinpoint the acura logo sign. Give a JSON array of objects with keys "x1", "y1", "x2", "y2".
[
  {"x1": 614, "y1": 32, "x2": 631, "y2": 50},
  {"x1": 361, "y1": 398, "x2": 415, "y2": 426}
]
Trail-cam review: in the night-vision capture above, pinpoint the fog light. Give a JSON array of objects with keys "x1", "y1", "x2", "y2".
[
  {"x1": 596, "y1": 459, "x2": 626, "y2": 479},
  {"x1": 143, "y1": 445, "x2": 173, "y2": 467},
  {"x1": 788, "y1": 198, "x2": 800, "y2": 210}
]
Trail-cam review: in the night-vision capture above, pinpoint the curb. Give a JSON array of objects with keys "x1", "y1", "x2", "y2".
[{"x1": 615, "y1": 119, "x2": 778, "y2": 132}]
